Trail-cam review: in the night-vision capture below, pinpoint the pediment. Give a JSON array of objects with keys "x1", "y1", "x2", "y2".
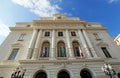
[{"x1": 11, "y1": 41, "x2": 23, "y2": 47}]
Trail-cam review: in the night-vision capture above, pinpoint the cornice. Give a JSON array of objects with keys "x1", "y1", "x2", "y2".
[
  {"x1": 18, "y1": 58, "x2": 104, "y2": 64},
  {"x1": 9, "y1": 27, "x2": 34, "y2": 31},
  {"x1": 0, "y1": 65, "x2": 18, "y2": 68},
  {"x1": 33, "y1": 20, "x2": 87, "y2": 26},
  {"x1": 86, "y1": 27, "x2": 107, "y2": 30}
]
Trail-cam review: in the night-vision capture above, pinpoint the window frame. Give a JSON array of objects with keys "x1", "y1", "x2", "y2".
[
  {"x1": 18, "y1": 33, "x2": 26, "y2": 41},
  {"x1": 57, "y1": 42, "x2": 66, "y2": 57},
  {"x1": 8, "y1": 48, "x2": 19, "y2": 60},
  {"x1": 44, "y1": 32, "x2": 50, "y2": 37},
  {"x1": 40, "y1": 42, "x2": 50, "y2": 58},
  {"x1": 72, "y1": 41, "x2": 83, "y2": 58},
  {"x1": 93, "y1": 33, "x2": 101, "y2": 40},
  {"x1": 101, "y1": 47, "x2": 112, "y2": 58},
  {"x1": 71, "y1": 32, "x2": 76, "y2": 36},
  {"x1": 58, "y1": 32, "x2": 63, "y2": 36}
]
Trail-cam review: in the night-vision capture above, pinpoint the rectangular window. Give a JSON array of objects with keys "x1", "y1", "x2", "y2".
[
  {"x1": 8, "y1": 48, "x2": 19, "y2": 60},
  {"x1": 101, "y1": 47, "x2": 112, "y2": 58},
  {"x1": 18, "y1": 33, "x2": 26, "y2": 41},
  {"x1": 71, "y1": 32, "x2": 76, "y2": 36},
  {"x1": 45, "y1": 32, "x2": 50, "y2": 36},
  {"x1": 58, "y1": 47, "x2": 66, "y2": 57},
  {"x1": 93, "y1": 33, "x2": 101, "y2": 40},
  {"x1": 41, "y1": 47, "x2": 49, "y2": 57},
  {"x1": 58, "y1": 32, "x2": 63, "y2": 36}
]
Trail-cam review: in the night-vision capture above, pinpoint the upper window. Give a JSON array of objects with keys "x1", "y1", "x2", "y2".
[
  {"x1": 101, "y1": 47, "x2": 112, "y2": 58},
  {"x1": 93, "y1": 33, "x2": 101, "y2": 40},
  {"x1": 58, "y1": 32, "x2": 63, "y2": 36},
  {"x1": 18, "y1": 33, "x2": 26, "y2": 41},
  {"x1": 72, "y1": 41, "x2": 83, "y2": 57},
  {"x1": 40, "y1": 42, "x2": 50, "y2": 57},
  {"x1": 71, "y1": 32, "x2": 76, "y2": 36},
  {"x1": 45, "y1": 32, "x2": 50, "y2": 36},
  {"x1": 8, "y1": 48, "x2": 19, "y2": 60},
  {"x1": 57, "y1": 41, "x2": 66, "y2": 57}
]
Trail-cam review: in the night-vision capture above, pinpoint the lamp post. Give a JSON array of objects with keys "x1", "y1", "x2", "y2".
[
  {"x1": 101, "y1": 63, "x2": 116, "y2": 78},
  {"x1": 11, "y1": 66, "x2": 26, "y2": 78}
]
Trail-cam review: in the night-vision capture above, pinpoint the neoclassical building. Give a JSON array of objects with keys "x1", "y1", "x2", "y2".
[{"x1": 0, "y1": 14, "x2": 120, "y2": 78}]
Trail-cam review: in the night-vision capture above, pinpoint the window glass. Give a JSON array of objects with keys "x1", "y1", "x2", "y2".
[
  {"x1": 71, "y1": 32, "x2": 76, "y2": 36},
  {"x1": 18, "y1": 34, "x2": 26, "y2": 41},
  {"x1": 101, "y1": 47, "x2": 112, "y2": 58},
  {"x1": 8, "y1": 48, "x2": 19, "y2": 60},
  {"x1": 58, "y1": 32, "x2": 63, "y2": 36},
  {"x1": 73, "y1": 42, "x2": 83, "y2": 57},
  {"x1": 45, "y1": 32, "x2": 50, "y2": 36},
  {"x1": 57, "y1": 42, "x2": 66, "y2": 57},
  {"x1": 41, "y1": 42, "x2": 50, "y2": 57}
]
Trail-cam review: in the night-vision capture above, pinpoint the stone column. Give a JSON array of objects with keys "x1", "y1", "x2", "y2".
[
  {"x1": 66, "y1": 30, "x2": 74, "y2": 59},
  {"x1": 82, "y1": 29, "x2": 97, "y2": 57},
  {"x1": 78, "y1": 30, "x2": 92, "y2": 58},
  {"x1": 32, "y1": 30, "x2": 42, "y2": 59},
  {"x1": 27, "y1": 29, "x2": 38, "y2": 59},
  {"x1": 50, "y1": 29, "x2": 56, "y2": 60}
]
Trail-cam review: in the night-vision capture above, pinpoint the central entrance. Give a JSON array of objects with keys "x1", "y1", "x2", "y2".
[
  {"x1": 80, "y1": 69, "x2": 92, "y2": 78},
  {"x1": 58, "y1": 70, "x2": 70, "y2": 78},
  {"x1": 35, "y1": 71, "x2": 47, "y2": 78}
]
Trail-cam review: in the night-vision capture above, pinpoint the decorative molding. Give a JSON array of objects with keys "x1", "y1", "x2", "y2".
[
  {"x1": 96, "y1": 41, "x2": 108, "y2": 46},
  {"x1": 18, "y1": 59, "x2": 104, "y2": 64}
]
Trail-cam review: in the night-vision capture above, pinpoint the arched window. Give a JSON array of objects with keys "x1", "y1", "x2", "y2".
[
  {"x1": 34, "y1": 71, "x2": 47, "y2": 78},
  {"x1": 57, "y1": 41, "x2": 66, "y2": 57},
  {"x1": 80, "y1": 69, "x2": 92, "y2": 78},
  {"x1": 72, "y1": 41, "x2": 83, "y2": 57},
  {"x1": 58, "y1": 70, "x2": 70, "y2": 78},
  {"x1": 40, "y1": 42, "x2": 50, "y2": 57}
]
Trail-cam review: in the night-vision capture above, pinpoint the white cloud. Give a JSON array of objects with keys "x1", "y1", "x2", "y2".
[
  {"x1": 11, "y1": 0, "x2": 62, "y2": 17},
  {"x1": 0, "y1": 24, "x2": 10, "y2": 37},
  {"x1": 108, "y1": 0, "x2": 119, "y2": 3}
]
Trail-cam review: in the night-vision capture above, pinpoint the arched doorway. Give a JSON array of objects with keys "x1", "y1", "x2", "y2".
[
  {"x1": 80, "y1": 69, "x2": 92, "y2": 78},
  {"x1": 118, "y1": 73, "x2": 120, "y2": 78},
  {"x1": 34, "y1": 71, "x2": 47, "y2": 78},
  {"x1": 58, "y1": 70, "x2": 70, "y2": 78}
]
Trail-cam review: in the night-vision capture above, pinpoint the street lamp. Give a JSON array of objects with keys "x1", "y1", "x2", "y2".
[
  {"x1": 11, "y1": 66, "x2": 26, "y2": 78},
  {"x1": 101, "y1": 63, "x2": 116, "y2": 78}
]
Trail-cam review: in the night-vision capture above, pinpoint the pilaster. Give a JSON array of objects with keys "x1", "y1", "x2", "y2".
[
  {"x1": 50, "y1": 29, "x2": 56, "y2": 60},
  {"x1": 78, "y1": 30, "x2": 92, "y2": 58},
  {"x1": 27, "y1": 29, "x2": 38, "y2": 59},
  {"x1": 65, "y1": 30, "x2": 74, "y2": 59},
  {"x1": 32, "y1": 30, "x2": 42, "y2": 59},
  {"x1": 82, "y1": 29, "x2": 97, "y2": 57}
]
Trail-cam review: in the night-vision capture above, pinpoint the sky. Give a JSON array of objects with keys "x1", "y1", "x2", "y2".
[{"x1": 0, "y1": 0, "x2": 120, "y2": 45}]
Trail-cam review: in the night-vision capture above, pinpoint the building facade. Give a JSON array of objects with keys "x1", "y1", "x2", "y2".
[
  {"x1": 114, "y1": 34, "x2": 120, "y2": 47},
  {"x1": 0, "y1": 14, "x2": 120, "y2": 78}
]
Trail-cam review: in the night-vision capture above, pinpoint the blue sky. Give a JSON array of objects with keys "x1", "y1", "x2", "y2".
[{"x1": 0, "y1": 0, "x2": 120, "y2": 45}]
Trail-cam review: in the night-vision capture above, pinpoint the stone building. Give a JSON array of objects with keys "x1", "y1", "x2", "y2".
[
  {"x1": 114, "y1": 34, "x2": 120, "y2": 47},
  {"x1": 0, "y1": 14, "x2": 120, "y2": 78}
]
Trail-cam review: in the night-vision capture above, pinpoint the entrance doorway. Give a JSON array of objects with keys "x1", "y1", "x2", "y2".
[
  {"x1": 58, "y1": 70, "x2": 70, "y2": 78},
  {"x1": 80, "y1": 69, "x2": 92, "y2": 78},
  {"x1": 35, "y1": 71, "x2": 47, "y2": 78},
  {"x1": 118, "y1": 73, "x2": 120, "y2": 78}
]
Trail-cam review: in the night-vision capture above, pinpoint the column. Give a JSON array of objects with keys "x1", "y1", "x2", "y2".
[
  {"x1": 50, "y1": 29, "x2": 55, "y2": 60},
  {"x1": 27, "y1": 29, "x2": 38, "y2": 59},
  {"x1": 78, "y1": 30, "x2": 92, "y2": 58},
  {"x1": 66, "y1": 30, "x2": 74, "y2": 59},
  {"x1": 32, "y1": 30, "x2": 42, "y2": 59},
  {"x1": 82, "y1": 29, "x2": 97, "y2": 57}
]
